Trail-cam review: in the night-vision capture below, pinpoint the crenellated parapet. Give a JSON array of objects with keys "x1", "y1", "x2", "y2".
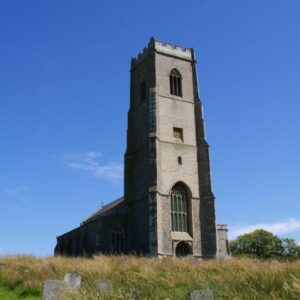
[
  {"x1": 216, "y1": 224, "x2": 228, "y2": 231},
  {"x1": 131, "y1": 37, "x2": 193, "y2": 69}
]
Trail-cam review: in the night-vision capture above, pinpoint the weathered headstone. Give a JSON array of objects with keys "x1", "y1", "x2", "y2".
[
  {"x1": 0, "y1": 263, "x2": 5, "y2": 270},
  {"x1": 64, "y1": 273, "x2": 81, "y2": 290},
  {"x1": 94, "y1": 279, "x2": 113, "y2": 293},
  {"x1": 42, "y1": 280, "x2": 68, "y2": 300},
  {"x1": 189, "y1": 288, "x2": 214, "y2": 300}
]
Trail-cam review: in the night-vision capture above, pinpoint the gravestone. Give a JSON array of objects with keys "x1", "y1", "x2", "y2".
[
  {"x1": 64, "y1": 273, "x2": 81, "y2": 290},
  {"x1": 94, "y1": 279, "x2": 113, "y2": 293},
  {"x1": 189, "y1": 288, "x2": 214, "y2": 300},
  {"x1": 42, "y1": 280, "x2": 68, "y2": 300}
]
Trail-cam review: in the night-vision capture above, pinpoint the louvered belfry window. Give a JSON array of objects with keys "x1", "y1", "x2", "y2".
[
  {"x1": 169, "y1": 69, "x2": 182, "y2": 97},
  {"x1": 171, "y1": 184, "x2": 189, "y2": 232}
]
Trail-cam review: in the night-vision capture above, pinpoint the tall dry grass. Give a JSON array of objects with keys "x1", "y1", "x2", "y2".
[{"x1": 0, "y1": 255, "x2": 300, "y2": 299}]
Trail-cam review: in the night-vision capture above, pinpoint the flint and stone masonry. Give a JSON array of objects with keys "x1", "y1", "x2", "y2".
[{"x1": 55, "y1": 38, "x2": 228, "y2": 258}]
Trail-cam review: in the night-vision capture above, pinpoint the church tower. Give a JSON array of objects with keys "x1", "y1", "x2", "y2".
[{"x1": 124, "y1": 38, "x2": 217, "y2": 258}]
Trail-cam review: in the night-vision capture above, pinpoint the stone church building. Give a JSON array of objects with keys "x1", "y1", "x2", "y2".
[{"x1": 55, "y1": 38, "x2": 228, "y2": 258}]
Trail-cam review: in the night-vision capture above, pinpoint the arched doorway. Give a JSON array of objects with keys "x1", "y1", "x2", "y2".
[{"x1": 175, "y1": 241, "x2": 192, "y2": 257}]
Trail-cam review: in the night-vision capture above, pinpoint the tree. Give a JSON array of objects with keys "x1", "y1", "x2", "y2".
[
  {"x1": 281, "y1": 238, "x2": 300, "y2": 258},
  {"x1": 229, "y1": 229, "x2": 283, "y2": 258}
]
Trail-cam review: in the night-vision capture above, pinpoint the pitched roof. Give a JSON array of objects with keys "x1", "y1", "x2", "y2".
[{"x1": 82, "y1": 196, "x2": 124, "y2": 224}]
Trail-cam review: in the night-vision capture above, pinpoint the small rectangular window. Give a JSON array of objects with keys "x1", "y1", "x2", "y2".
[{"x1": 173, "y1": 127, "x2": 183, "y2": 141}]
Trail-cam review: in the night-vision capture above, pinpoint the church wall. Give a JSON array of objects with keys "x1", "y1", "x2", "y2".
[
  {"x1": 56, "y1": 213, "x2": 126, "y2": 256},
  {"x1": 155, "y1": 94, "x2": 200, "y2": 197},
  {"x1": 157, "y1": 142, "x2": 199, "y2": 197},
  {"x1": 156, "y1": 98, "x2": 197, "y2": 145},
  {"x1": 84, "y1": 219, "x2": 101, "y2": 254},
  {"x1": 56, "y1": 226, "x2": 82, "y2": 256},
  {"x1": 125, "y1": 52, "x2": 156, "y2": 254},
  {"x1": 156, "y1": 195, "x2": 202, "y2": 257},
  {"x1": 126, "y1": 197, "x2": 150, "y2": 253},
  {"x1": 191, "y1": 199, "x2": 202, "y2": 257},
  {"x1": 156, "y1": 193, "x2": 172, "y2": 255},
  {"x1": 194, "y1": 100, "x2": 217, "y2": 258},
  {"x1": 155, "y1": 53, "x2": 200, "y2": 196},
  {"x1": 154, "y1": 52, "x2": 202, "y2": 256},
  {"x1": 155, "y1": 52, "x2": 194, "y2": 103}
]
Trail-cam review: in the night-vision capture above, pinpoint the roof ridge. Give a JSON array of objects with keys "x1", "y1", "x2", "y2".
[{"x1": 82, "y1": 196, "x2": 124, "y2": 224}]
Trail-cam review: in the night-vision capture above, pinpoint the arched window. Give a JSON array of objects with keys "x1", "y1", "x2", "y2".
[
  {"x1": 171, "y1": 183, "x2": 189, "y2": 232},
  {"x1": 169, "y1": 69, "x2": 182, "y2": 97},
  {"x1": 111, "y1": 224, "x2": 124, "y2": 253}
]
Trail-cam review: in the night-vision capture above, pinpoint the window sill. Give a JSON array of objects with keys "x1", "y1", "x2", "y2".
[{"x1": 171, "y1": 232, "x2": 193, "y2": 241}]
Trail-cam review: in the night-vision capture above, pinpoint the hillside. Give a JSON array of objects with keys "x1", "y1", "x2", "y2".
[{"x1": 0, "y1": 256, "x2": 299, "y2": 299}]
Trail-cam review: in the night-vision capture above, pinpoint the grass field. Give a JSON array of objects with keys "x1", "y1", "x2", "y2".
[
  {"x1": 0, "y1": 286, "x2": 39, "y2": 300},
  {"x1": 0, "y1": 255, "x2": 299, "y2": 299}
]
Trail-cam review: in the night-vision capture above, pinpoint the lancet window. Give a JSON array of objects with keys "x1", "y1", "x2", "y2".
[{"x1": 169, "y1": 69, "x2": 182, "y2": 97}]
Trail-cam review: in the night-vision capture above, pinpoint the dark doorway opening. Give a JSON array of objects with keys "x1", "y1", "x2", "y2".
[{"x1": 175, "y1": 241, "x2": 192, "y2": 257}]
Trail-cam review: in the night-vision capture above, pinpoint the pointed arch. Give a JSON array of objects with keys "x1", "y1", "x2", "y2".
[
  {"x1": 169, "y1": 181, "x2": 192, "y2": 198},
  {"x1": 170, "y1": 182, "x2": 191, "y2": 233},
  {"x1": 169, "y1": 68, "x2": 182, "y2": 97}
]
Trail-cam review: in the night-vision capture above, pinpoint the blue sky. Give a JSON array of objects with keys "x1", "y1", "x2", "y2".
[{"x1": 0, "y1": 0, "x2": 299, "y2": 256}]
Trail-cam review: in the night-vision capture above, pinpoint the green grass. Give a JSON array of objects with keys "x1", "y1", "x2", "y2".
[
  {"x1": 0, "y1": 285, "x2": 39, "y2": 300},
  {"x1": 0, "y1": 255, "x2": 300, "y2": 299}
]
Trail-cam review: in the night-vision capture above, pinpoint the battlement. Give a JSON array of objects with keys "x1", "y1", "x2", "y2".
[
  {"x1": 217, "y1": 224, "x2": 228, "y2": 231},
  {"x1": 131, "y1": 37, "x2": 193, "y2": 68}
]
